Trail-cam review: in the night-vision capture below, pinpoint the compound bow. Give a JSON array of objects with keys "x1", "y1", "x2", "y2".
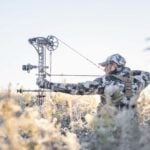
[
  {"x1": 17, "y1": 35, "x2": 59, "y2": 116},
  {"x1": 17, "y1": 35, "x2": 101, "y2": 117}
]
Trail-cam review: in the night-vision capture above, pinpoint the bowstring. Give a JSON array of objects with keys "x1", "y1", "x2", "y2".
[{"x1": 57, "y1": 37, "x2": 104, "y2": 71}]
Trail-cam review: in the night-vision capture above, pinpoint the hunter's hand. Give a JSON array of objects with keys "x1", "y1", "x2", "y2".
[{"x1": 36, "y1": 78, "x2": 48, "y2": 88}]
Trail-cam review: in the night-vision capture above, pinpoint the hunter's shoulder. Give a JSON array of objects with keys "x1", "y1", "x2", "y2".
[
  {"x1": 131, "y1": 70, "x2": 150, "y2": 86},
  {"x1": 131, "y1": 70, "x2": 150, "y2": 76},
  {"x1": 131, "y1": 70, "x2": 150, "y2": 80}
]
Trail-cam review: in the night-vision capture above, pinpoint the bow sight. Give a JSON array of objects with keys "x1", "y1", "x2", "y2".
[
  {"x1": 22, "y1": 63, "x2": 38, "y2": 73},
  {"x1": 17, "y1": 35, "x2": 59, "y2": 116}
]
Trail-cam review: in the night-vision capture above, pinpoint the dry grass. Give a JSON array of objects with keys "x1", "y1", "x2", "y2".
[
  {"x1": 137, "y1": 85, "x2": 150, "y2": 126},
  {"x1": 0, "y1": 85, "x2": 150, "y2": 150}
]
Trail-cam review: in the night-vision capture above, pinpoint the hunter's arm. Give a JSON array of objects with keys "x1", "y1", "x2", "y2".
[{"x1": 37, "y1": 77, "x2": 105, "y2": 95}]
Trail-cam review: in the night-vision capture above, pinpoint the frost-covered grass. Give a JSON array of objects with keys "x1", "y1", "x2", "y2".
[{"x1": 0, "y1": 86, "x2": 150, "y2": 150}]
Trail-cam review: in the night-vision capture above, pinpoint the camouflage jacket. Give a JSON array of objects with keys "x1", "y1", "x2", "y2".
[{"x1": 39, "y1": 67, "x2": 150, "y2": 106}]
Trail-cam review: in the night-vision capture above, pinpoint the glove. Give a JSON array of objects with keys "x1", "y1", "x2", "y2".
[{"x1": 36, "y1": 77, "x2": 49, "y2": 88}]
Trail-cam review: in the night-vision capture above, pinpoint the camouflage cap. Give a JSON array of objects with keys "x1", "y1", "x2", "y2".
[{"x1": 99, "y1": 53, "x2": 126, "y2": 66}]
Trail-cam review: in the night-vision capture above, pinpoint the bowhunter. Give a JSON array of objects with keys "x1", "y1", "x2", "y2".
[{"x1": 36, "y1": 53, "x2": 150, "y2": 110}]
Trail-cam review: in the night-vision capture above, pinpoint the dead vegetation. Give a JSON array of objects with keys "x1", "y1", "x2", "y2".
[{"x1": 0, "y1": 85, "x2": 150, "y2": 150}]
